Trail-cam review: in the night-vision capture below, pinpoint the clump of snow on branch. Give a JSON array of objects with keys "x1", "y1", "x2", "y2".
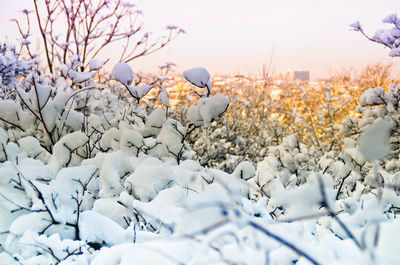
[
  {"x1": 112, "y1": 62, "x2": 134, "y2": 86},
  {"x1": 184, "y1": 67, "x2": 212, "y2": 97}
]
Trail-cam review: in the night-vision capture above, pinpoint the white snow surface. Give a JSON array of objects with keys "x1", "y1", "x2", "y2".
[
  {"x1": 89, "y1": 59, "x2": 106, "y2": 71},
  {"x1": 112, "y1": 62, "x2": 133, "y2": 86},
  {"x1": 158, "y1": 84, "x2": 170, "y2": 108},
  {"x1": 184, "y1": 67, "x2": 212, "y2": 96},
  {"x1": 68, "y1": 70, "x2": 95, "y2": 84},
  {"x1": 0, "y1": 137, "x2": 399, "y2": 265},
  {"x1": 188, "y1": 93, "x2": 230, "y2": 127},
  {"x1": 358, "y1": 119, "x2": 392, "y2": 161},
  {"x1": 127, "y1": 84, "x2": 153, "y2": 100},
  {"x1": 183, "y1": 67, "x2": 210, "y2": 88}
]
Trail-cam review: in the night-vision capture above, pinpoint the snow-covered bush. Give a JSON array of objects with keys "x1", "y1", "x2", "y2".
[
  {"x1": 2, "y1": 129, "x2": 399, "y2": 264},
  {"x1": 251, "y1": 134, "x2": 317, "y2": 197},
  {"x1": 334, "y1": 84, "x2": 400, "y2": 197},
  {"x1": 0, "y1": 56, "x2": 102, "y2": 153},
  {"x1": 0, "y1": 43, "x2": 32, "y2": 88}
]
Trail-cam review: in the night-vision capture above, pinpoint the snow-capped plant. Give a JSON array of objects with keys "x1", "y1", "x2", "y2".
[
  {"x1": 154, "y1": 83, "x2": 170, "y2": 115},
  {"x1": 183, "y1": 67, "x2": 230, "y2": 128},
  {"x1": 2, "y1": 127, "x2": 398, "y2": 264},
  {"x1": 351, "y1": 13, "x2": 400, "y2": 57},
  {"x1": 0, "y1": 43, "x2": 32, "y2": 87},
  {"x1": 110, "y1": 62, "x2": 230, "y2": 162},
  {"x1": 339, "y1": 84, "x2": 400, "y2": 166}
]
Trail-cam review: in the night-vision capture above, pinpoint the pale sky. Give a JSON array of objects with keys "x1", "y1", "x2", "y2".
[{"x1": 1, "y1": 0, "x2": 399, "y2": 79}]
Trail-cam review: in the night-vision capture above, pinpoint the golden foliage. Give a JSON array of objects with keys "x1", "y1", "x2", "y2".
[
  {"x1": 164, "y1": 62, "x2": 396, "y2": 159},
  {"x1": 217, "y1": 62, "x2": 396, "y2": 153}
]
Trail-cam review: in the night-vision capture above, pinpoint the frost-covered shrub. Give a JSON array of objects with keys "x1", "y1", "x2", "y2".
[
  {"x1": 108, "y1": 63, "x2": 231, "y2": 164},
  {"x1": 322, "y1": 83, "x2": 400, "y2": 213},
  {"x1": 1, "y1": 57, "x2": 221, "y2": 166},
  {"x1": 339, "y1": 84, "x2": 400, "y2": 170},
  {"x1": 4, "y1": 138, "x2": 397, "y2": 265},
  {"x1": 0, "y1": 43, "x2": 32, "y2": 88},
  {"x1": 187, "y1": 93, "x2": 229, "y2": 127},
  {"x1": 250, "y1": 134, "x2": 317, "y2": 199},
  {"x1": 1, "y1": 76, "x2": 400, "y2": 265},
  {"x1": 0, "y1": 59, "x2": 102, "y2": 152}
]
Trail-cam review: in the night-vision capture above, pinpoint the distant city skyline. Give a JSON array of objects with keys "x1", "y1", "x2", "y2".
[{"x1": 1, "y1": 0, "x2": 399, "y2": 80}]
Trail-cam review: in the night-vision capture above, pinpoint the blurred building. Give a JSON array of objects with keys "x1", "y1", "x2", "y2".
[
  {"x1": 276, "y1": 70, "x2": 310, "y2": 82},
  {"x1": 293, "y1": 71, "x2": 310, "y2": 81}
]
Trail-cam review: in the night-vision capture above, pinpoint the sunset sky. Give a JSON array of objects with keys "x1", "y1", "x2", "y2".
[{"x1": 1, "y1": 0, "x2": 399, "y2": 79}]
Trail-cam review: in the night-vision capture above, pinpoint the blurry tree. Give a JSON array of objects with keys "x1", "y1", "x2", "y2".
[
  {"x1": 357, "y1": 62, "x2": 394, "y2": 89},
  {"x1": 330, "y1": 63, "x2": 394, "y2": 111},
  {"x1": 12, "y1": 0, "x2": 184, "y2": 74}
]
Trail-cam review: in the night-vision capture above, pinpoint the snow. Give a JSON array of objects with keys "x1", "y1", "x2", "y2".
[
  {"x1": 188, "y1": 93, "x2": 230, "y2": 127},
  {"x1": 127, "y1": 84, "x2": 153, "y2": 101},
  {"x1": 124, "y1": 157, "x2": 173, "y2": 201},
  {"x1": 53, "y1": 91, "x2": 72, "y2": 112},
  {"x1": 157, "y1": 119, "x2": 185, "y2": 156},
  {"x1": 389, "y1": 47, "x2": 400, "y2": 57},
  {"x1": 127, "y1": 186, "x2": 186, "y2": 229},
  {"x1": 187, "y1": 104, "x2": 204, "y2": 126},
  {"x1": 18, "y1": 81, "x2": 52, "y2": 110},
  {"x1": 100, "y1": 127, "x2": 120, "y2": 151},
  {"x1": 92, "y1": 197, "x2": 134, "y2": 228},
  {"x1": 350, "y1": 21, "x2": 362, "y2": 31},
  {"x1": 376, "y1": 219, "x2": 400, "y2": 264},
  {"x1": 183, "y1": 67, "x2": 212, "y2": 97},
  {"x1": 358, "y1": 119, "x2": 391, "y2": 161},
  {"x1": 99, "y1": 151, "x2": 132, "y2": 198},
  {"x1": 21, "y1": 39, "x2": 31, "y2": 45},
  {"x1": 139, "y1": 108, "x2": 167, "y2": 137},
  {"x1": 79, "y1": 210, "x2": 129, "y2": 245},
  {"x1": 18, "y1": 136, "x2": 46, "y2": 158},
  {"x1": 0, "y1": 100, "x2": 20, "y2": 123},
  {"x1": 68, "y1": 70, "x2": 95, "y2": 84},
  {"x1": 372, "y1": 29, "x2": 395, "y2": 46},
  {"x1": 48, "y1": 131, "x2": 89, "y2": 172},
  {"x1": 359, "y1": 87, "x2": 387, "y2": 107},
  {"x1": 158, "y1": 84, "x2": 170, "y2": 109},
  {"x1": 0, "y1": 44, "x2": 31, "y2": 86},
  {"x1": 2, "y1": 128, "x2": 400, "y2": 264},
  {"x1": 232, "y1": 161, "x2": 256, "y2": 180},
  {"x1": 9, "y1": 212, "x2": 50, "y2": 236},
  {"x1": 91, "y1": 240, "x2": 195, "y2": 265},
  {"x1": 382, "y1": 13, "x2": 398, "y2": 24},
  {"x1": 89, "y1": 59, "x2": 106, "y2": 71},
  {"x1": 112, "y1": 62, "x2": 133, "y2": 86},
  {"x1": 120, "y1": 127, "x2": 144, "y2": 156}
]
